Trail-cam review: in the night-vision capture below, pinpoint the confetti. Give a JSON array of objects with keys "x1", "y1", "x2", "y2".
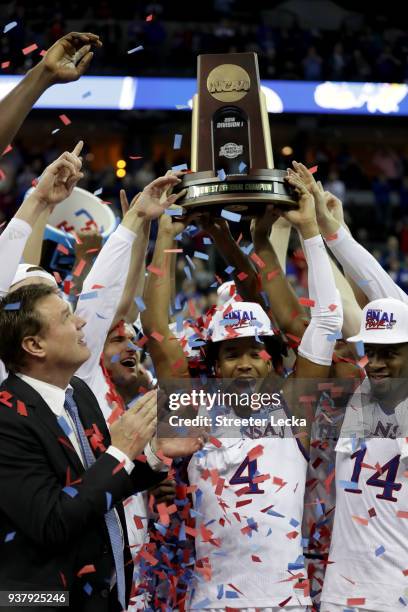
[
  {"x1": 239, "y1": 161, "x2": 247, "y2": 173},
  {"x1": 3, "y1": 21, "x2": 17, "y2": 33},
  {"x1": 347, "y1": 598, "x2": 365, "y2": 606},
  {"x1": 62, "y1": 486, "x2": 78, "y2": 498},
  {"x1": 59, "y1": 114, "x2": 71, "y2": 126},
  {"x1": 217, "y1": 168, "x2": 226, "y2": 181},
  {"x1": 93, "y1": 187, "x2": 103, "y2": 196},
  {"x1": 135, "y1": 296, "x2": 146, "y2": 311},
  {"x1": 51, "y1": 128, "x2": 60, "y2": 135},
  {"x1": 194, "y1": 251, "x2": 209, "y2": 260},
  {"x1": 78, "y1": 291, "x2": 98, "y2": 300},
  {"x1": 375, "y1": 545, "x2": 385, "y2": 556},
  {"x1": 173, "y1": 134, "x2": 182, "y2": 149},
  {"x1": 250, "y1": 252, "x2": 266, "y2": 269},
  {"x1": 1, "y1": 61, "x2": 10, "y2": 69},
  {"x1": 129, "y1": 155, "x2": 143, "y2": 160},
  {"x1": 3, "y1": 302, "x2": 20, "y2": 310},
  {"x1": 146, "y1": 14, "x2": 154, "y2": 21},
  {"x1": 5, "y1": 531, "x2": 16, "y2": 542},
  {"x1": 172, "y1": 163, "x2": 188, "y2": 172},
  {"x1": 351, "y1": 515, "x2": 369, "y2": 526},
  {"x1": 221, "y1": 209, "x2": 241, "y2": 222},
  {"x1": 298, "y1": 297, "x2": 315, "y2": 307},
  {"x1": 22, "y1": 43, "x2": 38, "y2": 55},
  {"x1": 77, "y1": 564, "x2": 96, "y2": 577},
  {"x1": 82, "y1": 91, "x2": 91, "y2": 98},
  {"x1": 127, "y1": 45, "x2": 144, "y2": 54},
  {"x1": 397, "y1": 511, "x2": 408, "y2": 519},
  {"x1": 308, "y1": 165, "x2": 318, "y2": 174}
]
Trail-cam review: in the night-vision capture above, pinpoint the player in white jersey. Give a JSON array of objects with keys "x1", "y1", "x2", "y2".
[{"x1": 321, "y1": 297, "x2": 408, "y2": 612}]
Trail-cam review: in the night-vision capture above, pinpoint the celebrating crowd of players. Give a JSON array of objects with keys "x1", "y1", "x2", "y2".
[{"x1": 0, "y1": 31, "x2": 406, "y2": 612}]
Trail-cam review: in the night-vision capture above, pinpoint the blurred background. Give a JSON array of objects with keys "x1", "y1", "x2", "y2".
[{"x1": 1, "y1": 0, "x2": 408, "y2": 314}]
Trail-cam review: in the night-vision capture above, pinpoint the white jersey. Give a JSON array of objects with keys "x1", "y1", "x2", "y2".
[
  {"x1": 322, "y1": 397, "x2": 408, "y2": 611},
  {"x1": 187, "y1": 410, "x2": 311, "y2": 609}
]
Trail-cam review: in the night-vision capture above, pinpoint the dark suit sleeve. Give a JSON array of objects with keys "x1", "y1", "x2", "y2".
[{"x1": 0, "y1": 409, "x2": 157, "y2": 549}]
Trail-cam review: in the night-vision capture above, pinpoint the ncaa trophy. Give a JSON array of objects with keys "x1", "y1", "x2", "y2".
[{"x1": 177, "y1": 52, "x2": 298, "y2": 215}]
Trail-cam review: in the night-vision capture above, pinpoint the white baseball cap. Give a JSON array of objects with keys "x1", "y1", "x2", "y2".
[
  {"x1": 207, "y1": 301, "x2": 274, "y2": 344},
  {"x1": 10, "y1": 264, "x2": 58, "y2": 290},
  {"x1": 348, "y1": 297, "x2": 408, "y2": 344},
  {"x1": 217, "y1": 281, "x2": 237, "y2": 306}
]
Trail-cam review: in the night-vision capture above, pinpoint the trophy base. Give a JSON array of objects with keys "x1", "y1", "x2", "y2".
[{"x1": 176, "y1": 168, "x2": 298, "y2": 217}]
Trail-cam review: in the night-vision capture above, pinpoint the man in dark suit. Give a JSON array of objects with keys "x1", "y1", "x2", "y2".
[{"x1": 0, "y1": 283, "x2": 180, "y2": 612}]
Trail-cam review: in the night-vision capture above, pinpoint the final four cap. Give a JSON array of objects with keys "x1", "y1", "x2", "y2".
[
  {"x1": 208, "y1": 301, "x2": 274, "y2": 343},
  {"x1": 10, "y1": 264, "x2": 58, "y2": 289},
  {"x1": 347, "y1": 297, "x2": 408, "y2": 344}
]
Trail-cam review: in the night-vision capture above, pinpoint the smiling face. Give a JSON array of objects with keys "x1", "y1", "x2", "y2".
[
  {"x1": 215, "y1": 336, "x2": 272, "y2": 381},
  {"x1": 365, "y1": 342, "x2": 408, "y2": 398},
  {"x1": 103, "y1": 323, "x2": 149, "y2": 393}
]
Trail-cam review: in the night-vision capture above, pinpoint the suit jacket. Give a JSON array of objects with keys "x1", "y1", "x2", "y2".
[{"x1": 0, "y1": 373, "x2": 165, "y2": 611}]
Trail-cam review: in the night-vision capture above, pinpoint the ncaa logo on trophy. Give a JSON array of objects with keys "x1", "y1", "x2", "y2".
[{"x1": 177, "y1": 53, "x2": 298, "y2": 215}]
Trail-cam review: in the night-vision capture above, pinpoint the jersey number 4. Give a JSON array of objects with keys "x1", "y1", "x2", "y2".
[
  {"x1": 229, "y1": 457, "x2": 264, "y2": 494},
  {"x1": 345, "y1": 448, "x2": 402, "y2": 502}
]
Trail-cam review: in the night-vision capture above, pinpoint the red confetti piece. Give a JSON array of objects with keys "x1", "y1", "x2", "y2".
[
  {"x1": 164, "y1": 248, "x2": 183, "y2": 253},
  {"x1": 39, "y1": 49, "x2": 46, "y2": 57},
  {"x1": 22, "y1": 43, "x2": 38, "y2": 55},
  {"x1": 77, "y1": 564, "x2": 96, "y2": 577},
  {"x1": 286, "y1": 530, "x2": 299, "y2": 539},
  {"x1": 0, "y1": 169, "x2": 6, "y2": 181},
  {"x1": 146, "y1": 14, "x2": 154, "y2": 21},
  {"x1": 56, "y1": 244, "x2": 69, "y2": 255},
  {"x1": 325, "y1": 232, "x2": 338, "y2": 241},
  {"x1": 357, "y1": 356, "x2": 368, "y2": 368},
  {"x1": 258, "y1": 349, "x2": 271, "y2": 361},
  {"x1": 237, "y1": 272, "x2": 248, "y2": 281},
  {"x1": 139, "y1": 549, "x2": 159, "y2": 565},
  {"x1": 278, "y1": 596, "x2": 293, "y2": 607},
  {"x1": 1, "y1": 61, "x2": 10, "y2": 69},
  {"x1": 397, "y1": 510, "x2": 408, "y2": 519},
  {"x1": 403, "y1": 569, "x2": 408, "y2": 576},
  {"x1": 236, "y1": 499, "x2": 252, "y2": 508},
  {"x1": 347, "y1": 598, "x2": 365, "y2": 606},
  {"x1": 250, "y1": 252, "x2": 266, "y2": 268},
  {"x1": 151, "y1": 331, "x2": 164, "y2": 342},
  {"x1": 328, "y1": 303, "x2": 337, "y2": 311},
  {"x1": 134, "y1": 516, "x2": 144, "y2": 529},
  {"x1": 16, "y1": 400, "x2": 28, "y2": 416},
  {"x1": 209, "y1": 436, "x2": 222, "y2": 448},
  {"x1": 73, "y1": 259, "x2": 86, "y2": 277},
  {"x1": 147, "y1": 264, "x2": 164, "y2": 277},
  {"x1": 308, "y1": 165, "x2": 318, "y2": 174},
  {"x1": 299, "y1": 297, "x2": 315, "y2": 307},
  {"x1": 59, "y1": 114, "x2": 71, "y2": 126},
  {"x1": 368, "y1": 507, "x2": 377, "y2": 518},
  {"x1": 129, "y1": 155, "x2": 143, "y2": 160},
  {"x1": 59, "y1": 571, "x2": 67, "y2": 588},
  {"x1": 352, "y1": 515, "x2": 369, "y2": 526},
  {"x1": 248, "y1": 444, "x2": 264, "y2": 461},
  {"x1": 251, "y1": 554, "x2": 262, "y2": 562},
  {"x1": 2, "y1": 144, "x2": 12, "y2": 156},
  {"x1": 112, "y1": 459, "x2": 126, "y2": 475}
]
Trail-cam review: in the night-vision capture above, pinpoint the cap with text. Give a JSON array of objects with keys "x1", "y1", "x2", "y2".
[
  {"x1": 207, "y1": 301, "x2": 274, "y2": 343},
  {"x1": 348, "y1": 297, "x2": 408, "y2": 344}
]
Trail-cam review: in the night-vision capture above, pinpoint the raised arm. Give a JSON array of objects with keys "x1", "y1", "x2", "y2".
[
  {"x1": 0, "y1": 144, "x2": 83, "y2": 296},
  {"x1": 141, "y1": 212, "x2": 190, "y2": 381},
  {"x1": 292, "y1": 161, "x2": 408, "y2": 305},
  {"x1": 251, "y1": 206, "x2": 309, "y2": 339},
  {"x1": 75, "y1": 175, "x2": 182, "y2": 389},
  {"x1": 0, "y1": 32, "x2": 101, "y2": 154}
]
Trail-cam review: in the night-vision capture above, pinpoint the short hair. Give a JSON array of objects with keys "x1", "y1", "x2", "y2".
[
  {"x1": 0, "y1": 283, "x2": 57, "y2": 372},
  {"x1": 205, "y1": 334, "x2": 287, "y2": 375}
]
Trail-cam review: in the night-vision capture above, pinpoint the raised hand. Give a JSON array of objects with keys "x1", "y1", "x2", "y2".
[
  {"x1": 283, "y1": 173, "x2": 319, "y2": 239},
  {"x1": 28, "y1": 141, "x2": 84, "y2": 210},
  {"x1": 131, "y1": 174, "x2": 185, "y2": 221},
  {"x1": 288, "y1": 160, "x2": 318, "y2": 193},
  {"x1": 41, "y1": 32, "x2": 102, "y2": 84},
  {"x1": 74, "y1": 228, "x2": 103, "y2": 262},
  {"x1": 110, "y1": 390, "x2": 158, "y2": 460}
]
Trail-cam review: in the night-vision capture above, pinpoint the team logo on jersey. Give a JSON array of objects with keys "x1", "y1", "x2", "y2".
[
  {"x1": 365, "y1": 309, "x2": 397, "y2": 330},
  {"x1": 224, "y1": 309, "x2": 256, "y2": 328}
]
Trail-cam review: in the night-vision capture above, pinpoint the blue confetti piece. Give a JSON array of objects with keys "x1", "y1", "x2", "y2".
[
  {"x1": 172, "y1": 163, "x2": 188, "y2": 172},
  {"x1": 338, "y1": 480, "x2": 359, "y2": 490},
  {"x1": 239, "y1": 161, "x2": 247, "y2": 173},
  {"x1": 83, "y1": 582, "x2": 93, "y2": 596},
  {"x1": 5, "y1": 531, "x2": 16, "y2": 542},
  {"x1": 289, "y1": 517, "x2": 299, "y2": 528},
  {"x1": 154, "y1": 522, "x2": 168, "y2": 536},
  {"x1": 355, "y1": 341, "x2": 365, "y2": 357},
  {"x1": 203, "y1": 237, "x2": 213, "y2": 245},
  {"x1": 3, "y1": 302, "x2": 20, "y2": 310},
  {"x1": 96, "y1": 312, "x2": 108, "y2": 319},
  {"x1": 266, "y1": 528, "x2": 273, "y2": 536},
  {"x1": 127, "y1": 45, "x2": 144, "y2": 54},
  {"x1": 398, "y1": 597, "x2": 408, "y2": 606},
  {"x1": 184, "y1": 266, "x2": 192, "y2": 280},
  {"x1": 327, "y1": 330, "x2": 343, "y2": 341},
  {"x1": 301, "y1": 537, "x2": 309, "y2": 547},
  {"x1": 315, "y1": 502, "x2": 325, "y2": 518},
  {"x1": 221, "y1": 209, "x2": 241, "y2": 222},
  {"x1": 179, "y1": 521, "x2": 186, "y2": 541},
  {"x1": 135, "y1": 296, "x2": 146, "y2": 312},
  {"x1": 356, "y1": 278, "x2": 371, "y2": 287},
  {"x1": 225, "y1": 590, "x2": 239, "y2": 598},
  {"x1": 224, "y1": 265, "x2": 235, "y2": 274},
  {"x1": 82, "y1": 91, "x2": 92, "y2": 98},
  {"x1": 195, "y1": 488, "x2": 203, "y2": 509},
  {"x1": 78, "y1": 291, "x2": 98, "y2": 300},
  {"x1": 3, "y1": 21, "x2": 17, "y2": 33},
  {"x1": 266, "y1": 509, "x2": 285, "y2": 518},
  {"x1": 241, "y1": 243, "x2": 254, "y2": 255},
  {"x1": 375, "y1": 545, "x2": 385, "y2": 556},
  {"x1": 106, "y1": 492, "x2": 112, "y2": 511},
  {"x1": 57, "y1": 415, "x2": 73, "y2": 438},
  {"x1": 217, "y1": 168, "x2": 226, "y2": 181},
  {"x1": 185, "y1": 254, "x2": 196, "y2": 269},
  {"x1": 173, "y1": 134, "x2": 183, "y2": 149},
  {"x1": 63, "y1": 486, "x2": 78, "y2": 498},
  {"x1": 165, "y1": 207, "x2": 184, "y2": 216},
  {"x1": 194, "y1": 251, "x2": 209, "y2": 260},
  {"x1": 111, "y1": 354, "x2": 121, "y2": 363},
  {"x1": 93, "y1": 188, "x2": 103, "y2": 197},
  {"x1": 217, "y1": 584, "x2": 224, "y2": 599}
]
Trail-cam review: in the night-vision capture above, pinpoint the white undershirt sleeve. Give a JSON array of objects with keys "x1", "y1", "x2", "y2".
[
  {"x1": 325, "y1": 225, "x2": 408, "y2": 304},
  {"x1": 298, "y1": 234, "x2": 343, "y2": 366},
  {"x1": 0, "y1": 218, "x2": 32, "y2": 297},
  {"x1": 75, "y1": 224, "x2": 136, "y2": 389}
]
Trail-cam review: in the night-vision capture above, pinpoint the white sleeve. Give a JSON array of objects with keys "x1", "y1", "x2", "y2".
[
  {"x1": 325, "y1": 225, "x2": 408, "y2": 304},
  {"x1": 0, "y1": 360, "x2": 8, "y2": 384},
  {"x1": 0, "y1": 218, "x2": 32, "y2": 297},
  {"x1": 74, "y1": 224, "x2": 136, "y2": 388},
  {"x1": 298, "y1": 235, "x2": 343, "y2": 366}
]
